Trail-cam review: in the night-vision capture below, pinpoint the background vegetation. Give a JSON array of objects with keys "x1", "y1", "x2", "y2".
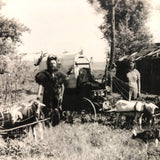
[{"x1": 88, "y1": 0, "x2": 153, "y2": 59}]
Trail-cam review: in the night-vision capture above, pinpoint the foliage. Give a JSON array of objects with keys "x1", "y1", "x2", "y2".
[
  {"x1": 0, "y1": 0, "x2": 30, "y2": 55},
  {"x1": 0, "y1": 0, "x2": 5, "y2": 9},
  {"x1": 0, "y1": 16, "x2": 30, "y2": 55},
  {"x1": 0, "y1": 54, "x2": 37, "y2": 105},
  {"x1": 88, "y1": 0, "x2": 153, "y2": 59}
]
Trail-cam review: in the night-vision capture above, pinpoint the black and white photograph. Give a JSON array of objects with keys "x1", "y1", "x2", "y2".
[{"x1": 0, "y1": 0, "x2": 160, "y2": 159}]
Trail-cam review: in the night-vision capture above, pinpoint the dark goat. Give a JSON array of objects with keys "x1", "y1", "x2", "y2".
[{"x1": 132, "y1": 128, "x2": 159, "y2": 147}]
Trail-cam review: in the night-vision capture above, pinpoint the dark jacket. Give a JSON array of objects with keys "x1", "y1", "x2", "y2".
[{"x1": 35, "y1": 70, "x2": 66, "y2": 111}]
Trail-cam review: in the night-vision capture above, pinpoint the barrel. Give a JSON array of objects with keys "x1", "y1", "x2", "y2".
[{"x1": 1, "y1": 111, "x2": 12, "y2": 128}]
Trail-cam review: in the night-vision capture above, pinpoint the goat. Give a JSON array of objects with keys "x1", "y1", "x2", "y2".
[
  {"x1": 108, "y1": 100, "x2": 158, "y2": 129},
  {"x1": 132, "y1": 128, "x2": 159, "y2": 147},
  {"x1": 10, "y1": 99, "x2": 46, "y2": 140}
]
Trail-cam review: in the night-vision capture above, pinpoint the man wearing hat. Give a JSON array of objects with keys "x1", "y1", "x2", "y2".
[{"x1": 35, "y1": 55, "x2": 71, "y2": 126}]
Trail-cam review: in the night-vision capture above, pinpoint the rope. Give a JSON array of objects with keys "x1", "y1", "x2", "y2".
[
  {"x1": 113, "y1": 77, "x2": 129, "y2": 99},
  {"x1": 0, "y1": 118, "x2": 50, "y2": 134},
  {"x1": 114, "y1": 76, "x2": 148, "y2": 95},
  {"x1": 114, "y1": 76, "x2": 128, "y2": 87},
  {"x1": 113, "y1": 77, "x2": 129, "y2": 94},
  {"x1": 113, "y1": 77, "x2": 147, "y2": 99},
  {"x1": 113, "y1": 80, "x2": 128, "y2": 100}
]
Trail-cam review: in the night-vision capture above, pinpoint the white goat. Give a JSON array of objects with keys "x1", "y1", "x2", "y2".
[
  {"x1": 108, "y1": 100, "x2": 158, "y2": 129},
  {"x1": 10, "y1": 99, "x2": 46, "y2": 140}
]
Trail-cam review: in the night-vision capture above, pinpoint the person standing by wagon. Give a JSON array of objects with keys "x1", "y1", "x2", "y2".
[
  {"x1": 126, "y1": 59, "x2": 141, "y2": 101},
  {"x1": 35, "y1": 55, "x2": 72, "y2": 125}
]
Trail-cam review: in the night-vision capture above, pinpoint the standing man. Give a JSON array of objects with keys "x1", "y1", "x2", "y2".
[
  {"x1": 126, "y1": 59, "x2": 141, "y2": 101},
  {"x1": 35, "y1": 55, "x2": 68, "y2": 125}
]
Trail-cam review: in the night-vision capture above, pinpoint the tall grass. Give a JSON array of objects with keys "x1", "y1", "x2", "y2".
[
  {"x1": 0, "y1": 54, "x2": 38, "y2": 106},
  {"x1": 0, "y1": 123, "x2": 159, "y2": 160}
]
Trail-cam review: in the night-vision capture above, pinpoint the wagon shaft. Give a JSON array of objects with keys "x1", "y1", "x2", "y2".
[{"x1": 0, "y1": 118, "x2": 50, "y2": 135}]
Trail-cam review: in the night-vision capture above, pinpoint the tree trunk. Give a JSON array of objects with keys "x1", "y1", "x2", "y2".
[{"x1": 108, "y1": 0, "x2": 115, "y2": 93}]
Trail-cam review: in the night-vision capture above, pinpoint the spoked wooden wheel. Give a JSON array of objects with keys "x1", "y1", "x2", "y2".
[{"x1": 80, "y1": 97, "x2": 97, "y2": 122}]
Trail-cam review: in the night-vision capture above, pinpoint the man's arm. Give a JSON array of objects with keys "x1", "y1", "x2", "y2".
[{"x1": 37, "y1": 85, "x2": 44, "y2": 102}]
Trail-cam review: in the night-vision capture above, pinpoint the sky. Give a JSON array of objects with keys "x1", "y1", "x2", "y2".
[
  {"x1": 147, "y1": 0, "x2": 160, "y2": 42},
  {"x1": 1, "y1": 0, "x2": 160, "y2": 62},
  {"x1": 1, "y1": 0, "x2": 107, "y2": 62}
]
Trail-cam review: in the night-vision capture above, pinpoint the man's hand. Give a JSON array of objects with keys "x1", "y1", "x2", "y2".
[{"x1": 67, "y1": 65, "x2": 74, "y2": 75}]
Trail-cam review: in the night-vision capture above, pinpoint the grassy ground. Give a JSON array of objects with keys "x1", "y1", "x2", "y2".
[
  {"x1": 0, "y1": 59, "x2": 159, "y2": 160},
  {"x1": 0, "y1": 122, "x2": 159, "y2": 160},
  {"x1": 0, "y1": 91, "x2": 159, "y2": 160}
]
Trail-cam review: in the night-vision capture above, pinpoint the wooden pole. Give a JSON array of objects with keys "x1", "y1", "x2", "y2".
[
  {"x1": 0, "y1": 118, "x2": 50, "y2": 134},
  {"x1": 108, "y1": 0, "x2": 115, "y2": 93}
]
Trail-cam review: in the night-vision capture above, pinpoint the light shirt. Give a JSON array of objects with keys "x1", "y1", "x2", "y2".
[{"x1": 126, "y1": 69, "x2": 140, "y2": 89}]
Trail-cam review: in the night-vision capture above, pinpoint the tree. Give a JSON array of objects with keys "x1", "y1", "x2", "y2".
[
  {"x1": 0, "y1": 16, "x2": 30, "y2": 55},
  {"x1": 88, "y1": 0, "x2": 152, "y2": 60},
  {"x1": 0, "y1": 0, "x2": 30, "y2": 74},
  {"x1": 0, "y1": 1, "x2": 30, "y2": 55}
]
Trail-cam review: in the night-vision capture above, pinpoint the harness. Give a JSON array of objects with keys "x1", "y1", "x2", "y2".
[
  {"x1": 133, "y1": 101, "x2": 146, "y2": 119},
  {"x1": 133, "y1": 101, "x2": 146, "y2": 113}
]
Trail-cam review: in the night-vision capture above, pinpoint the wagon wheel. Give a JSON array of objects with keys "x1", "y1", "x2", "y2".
[{"x1": 80, "y1": 97, "x2": 97, "y2": 123}]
